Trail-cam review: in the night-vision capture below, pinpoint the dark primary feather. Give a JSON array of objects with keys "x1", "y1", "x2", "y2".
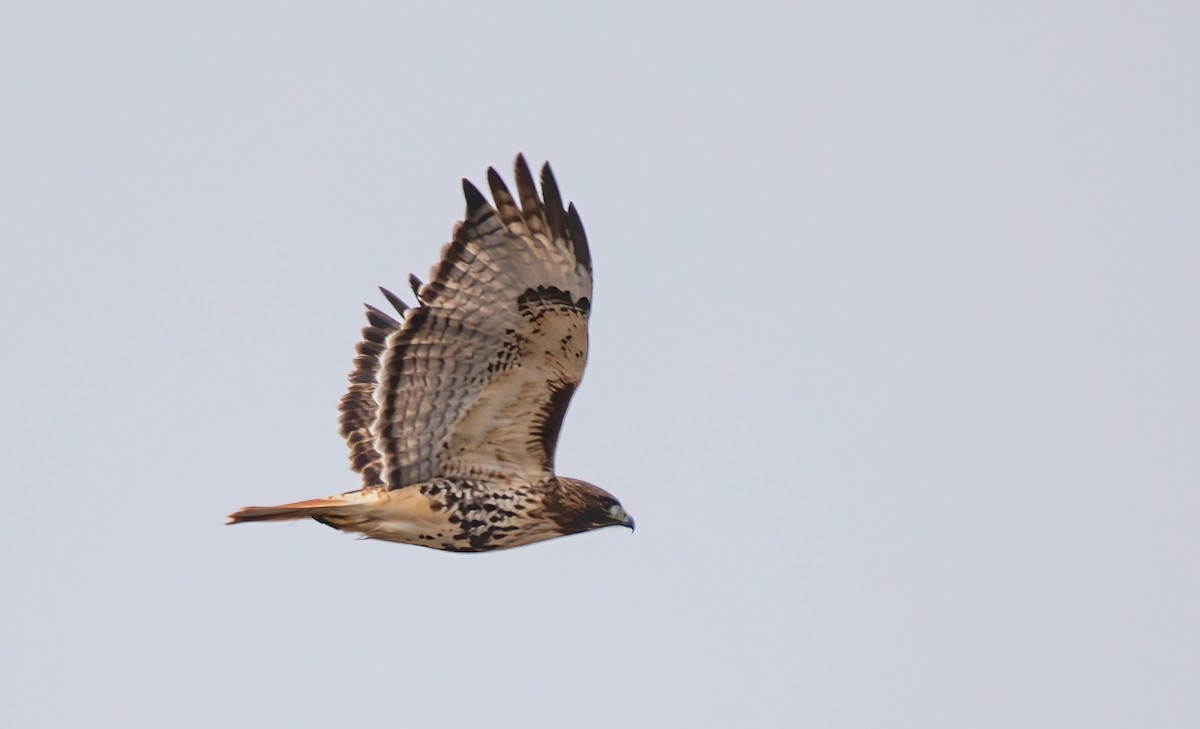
[
  {"x1": 514, "y1": 155, "x2": 549, "y2": 239},
  {"x1": 379, "y1": 286, "x2": 409, "y2": 316},
  {"x1": 540, "y1": 163, "x2": 567, "y2": 241},
  {"x1": 487, "y1": 167, "x2": 528, "y2": 234},
  {"x1": 566, "y1": 203, "x2": 591, "y2": 272}
]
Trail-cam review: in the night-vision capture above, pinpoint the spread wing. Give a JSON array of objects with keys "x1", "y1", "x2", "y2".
[{"x1": 339, "y1": 155, "x2": 593, "y2": 490}]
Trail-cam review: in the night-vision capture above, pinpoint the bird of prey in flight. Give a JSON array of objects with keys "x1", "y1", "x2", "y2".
[{"x1": 227, "y1": 156, "x2": 633, "y2": 551}]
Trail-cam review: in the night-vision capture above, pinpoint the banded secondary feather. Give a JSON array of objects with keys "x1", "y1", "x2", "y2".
[{"x1": 227, "y1": 156, "x2": 632, "y2": 551}]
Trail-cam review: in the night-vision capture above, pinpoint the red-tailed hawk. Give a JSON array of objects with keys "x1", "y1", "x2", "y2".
[{"x1": 227, "y1": 156, "x2": 633, "y2": 551}]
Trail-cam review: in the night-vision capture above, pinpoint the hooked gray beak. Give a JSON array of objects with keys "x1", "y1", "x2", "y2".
[{"x1": 622, "y1": 514, "x2": 636, "y2": 532}]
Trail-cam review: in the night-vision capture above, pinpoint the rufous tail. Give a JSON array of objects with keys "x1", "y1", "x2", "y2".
[{"x1": 227, "y1": 497, "x2": 353, "y2": 525}]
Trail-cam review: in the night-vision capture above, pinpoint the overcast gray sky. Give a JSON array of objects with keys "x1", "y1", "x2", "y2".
[{"x1": 2, "y1": 1, "x2": 1197, "y2": 727}]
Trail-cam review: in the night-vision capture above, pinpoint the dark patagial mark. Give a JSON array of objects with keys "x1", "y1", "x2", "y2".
[{"x1": 517, "y1": 285, "x2": 590, "y2": 314}]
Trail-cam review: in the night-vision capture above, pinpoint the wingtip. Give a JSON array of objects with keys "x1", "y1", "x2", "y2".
[
  {"x1": 540, "y1": 162, "x2": 565, "y2": 236},
  {"x1": 462, "y1": 178, "x2": 489, "y2": 214},
  {"x1": 514, "y1": 153, "x2": 536, "y2": 188},
  {"x1": 540, "y1": 161, "x2": 560, "y2": 198},
  {"x1": 363, "y1": 303, "x2": 401, "y2": 329},
  {"x1": 379, "y1": 286, "x2": 409, "y2": 315},
  {"x1": 566, "y1": 201, "x2": 591, "y2": 270}
]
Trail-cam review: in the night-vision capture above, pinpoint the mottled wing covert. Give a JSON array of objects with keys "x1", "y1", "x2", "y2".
[{"x1": 373, "y1": 156, "x2": 593, "y2": 489}]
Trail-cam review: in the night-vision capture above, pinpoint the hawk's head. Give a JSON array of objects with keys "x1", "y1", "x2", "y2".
[{"x1": 544, "y1": 477, "x2": 635, "y2": 536}]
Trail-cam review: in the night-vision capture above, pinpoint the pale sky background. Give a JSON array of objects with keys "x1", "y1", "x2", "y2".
[{"x1": 2, "y1": 2, "x2": 1197, "y2": 727}]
